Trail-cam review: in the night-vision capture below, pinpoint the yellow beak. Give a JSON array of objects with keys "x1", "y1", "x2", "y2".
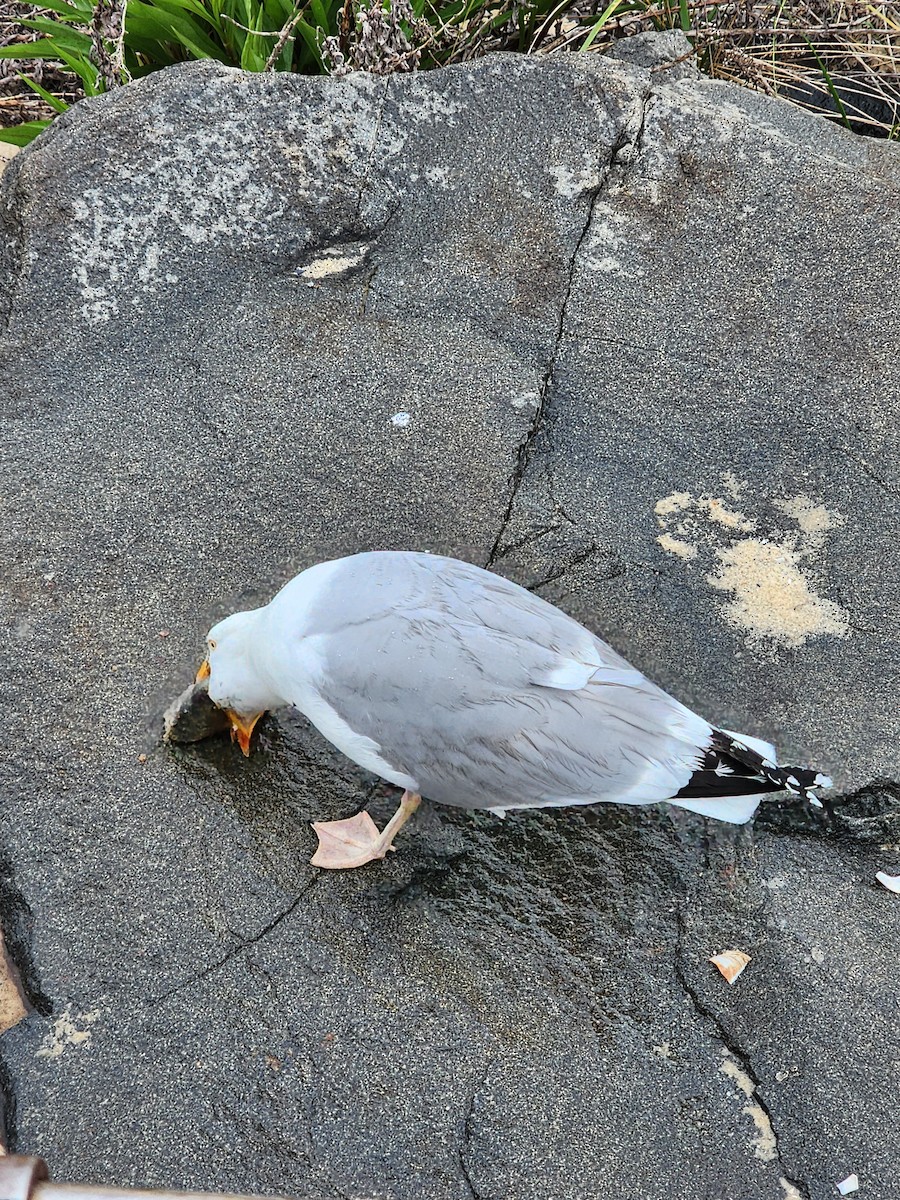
[
  {"x1": 226, "y1": 710, "x2": 264, "y2": 757},
  {"x1": 194, "y1": 659, "x2": 262, "y2": 755}
]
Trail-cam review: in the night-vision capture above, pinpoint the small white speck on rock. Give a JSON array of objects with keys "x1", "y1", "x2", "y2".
[
  {"x1": 836, "y1": 1174, "x2": 859, "y2": 1195},
  {"x1": 391, "y1": 412, "x2": 411, "y2": 428}
]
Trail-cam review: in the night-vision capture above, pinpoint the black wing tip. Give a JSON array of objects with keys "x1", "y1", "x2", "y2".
[{"x1": 701, "y1": 729, "x2": 832, "y2": 807}]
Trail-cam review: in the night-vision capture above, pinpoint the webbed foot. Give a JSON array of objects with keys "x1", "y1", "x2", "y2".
[
  {"x1": 310, "y1": 812, "x2": 394, "y2": 869},
  {"x1": 310, "y1": 791, "x2": 422, "y2": 870}
]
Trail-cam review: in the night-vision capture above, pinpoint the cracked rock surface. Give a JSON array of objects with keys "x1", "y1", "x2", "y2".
[{"x1": 1, "y1": 38, "x2": 899, "y2": 1200}]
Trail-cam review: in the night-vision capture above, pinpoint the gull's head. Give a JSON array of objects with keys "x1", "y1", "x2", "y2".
[{"x1": 197, "y1": 608, "x2": 275, "y2": 756}]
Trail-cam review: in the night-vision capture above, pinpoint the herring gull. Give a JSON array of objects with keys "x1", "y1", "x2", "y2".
[{"x1": 196, "y1": 551, "x2": 831, "y2": 869}]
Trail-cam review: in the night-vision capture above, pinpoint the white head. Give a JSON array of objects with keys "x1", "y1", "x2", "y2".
[{"x1": 200, "y1": 607, "x2": 282, "y2": 755}]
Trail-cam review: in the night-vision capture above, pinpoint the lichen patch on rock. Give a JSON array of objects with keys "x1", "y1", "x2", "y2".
[
  {"x1": 298, "y1": 247, "x2": 369, "y2": 280},
  {"x1": 774, "y1": 494, "x2": 843, "y2": 551},
  {"x1": 656, "y1": 531, "x2": 698, "y2": 560},
  {"x1": 707, "y1": 536, "x2": 848, "y2": 648}
]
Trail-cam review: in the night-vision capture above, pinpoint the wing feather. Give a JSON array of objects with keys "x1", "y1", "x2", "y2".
[{"x1": 272, "y1": 552, "x2": 711, "y2": 811}]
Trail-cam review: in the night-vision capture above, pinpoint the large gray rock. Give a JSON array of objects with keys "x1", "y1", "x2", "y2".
[{"x1": 1, "y1": 41, "x2": 899, "y2": 1200}]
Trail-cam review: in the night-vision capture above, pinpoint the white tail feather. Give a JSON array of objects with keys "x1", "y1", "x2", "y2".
[
  {"x1": 668, "y1": 793, "x2": 765, "y2": 824},
  {"x1": 721, "y1": 727, "x2": 778, "y2": 763}
]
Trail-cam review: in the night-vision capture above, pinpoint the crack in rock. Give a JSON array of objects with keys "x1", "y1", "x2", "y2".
[
  {"x1": 524, "y1": 542, "x2": 600, "y2": 592},
  {"x1": 458, "y1": 1070, "x2": 487, "y2": 1200},
  {"x1": 354, "y1": 77, "x2": 392, "y2": 223},
  {"x1": 147, "y1": 879, "x2": 318, "y2": 1006},
  {"x1": 486, "y1": 85, "x2": 653, "y2": 570},
  {"x1": 674, "y1": 904, "x2": 811, "y2": 1200},
  {"x1": 484, "y1": 187, "x2": 596, "y2": 570},
  {"x1": 851, "y1": 453, "x2": 900, "y2": 507}
]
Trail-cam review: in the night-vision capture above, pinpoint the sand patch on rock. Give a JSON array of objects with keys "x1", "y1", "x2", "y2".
[{"x1": 654, "y1": 480, "x2": 848, "y2": 650}]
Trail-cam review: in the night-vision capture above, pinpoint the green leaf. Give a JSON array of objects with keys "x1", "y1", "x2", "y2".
[
  {"x1": 239, "y1": 31, "x2": 267, "y2": 69},
  {"x1": 18, "y1": 72, "x2": 70, "y2": 113},
  {"x1": 53, "y1": 43, "x2": 102, "y2": 93},
  {"x1": 123, "y1": 31, "x2": 183, "y2": 64},
  {"x1": 0, "y1": 38, "x2": 69, "y2": 60},
  {"x1": 26, "y1": 0, "x2": 93, "y2": 19},
  {"x1": 145, "y1": 0, "x2": 225, "y2": 37},
  {"x1": 127, "y1": 0, "x2": 229, "y2": 60},
  {"x1": 308, "y1": 0, "x2": 331, "y2": 30},
  {"x1": 0, "y1": 119, "x2": 54, "y2": 145},
  {"x1": 18, "y1": 17, "x2": 95, "y2": 59},
  {"x1": 264, "y1": 0, "x2": 295, "y2": 23},
  {"x1": 293, "y1": 16, "x2": 324, "y2": 64}
]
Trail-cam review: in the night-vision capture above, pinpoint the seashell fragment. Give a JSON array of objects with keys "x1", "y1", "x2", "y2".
[
  {"x1": 709, "y1": 949, "x2": 751, "y2": 984},
  {"x1": 875, "y1": 872, "x2": 900, "y2": 894},
  {"x1": 836, "y1": 1174, "x2": 858, "y2": 1195}
]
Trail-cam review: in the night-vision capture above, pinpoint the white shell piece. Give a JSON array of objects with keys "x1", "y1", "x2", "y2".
[
  {"x1": 710, "y1": 950, "x2": 748, "y2": 979},
  {"x1": 836, "y1": 1174, "x2": 859, "y2": 1195},
  {"x1": 709, "y1": 949, "x2": 751, "y2": 984},
  {"x1": 876, "y1": 872, "x2": 900, "y2": 893}
]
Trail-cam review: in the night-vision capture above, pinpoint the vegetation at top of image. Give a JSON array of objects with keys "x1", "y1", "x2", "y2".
[{"x1": 0, "y1": 0, "x2": 897, "y2": 145}]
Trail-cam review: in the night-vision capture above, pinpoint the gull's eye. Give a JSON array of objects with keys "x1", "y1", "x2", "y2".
[{"x1": 208, "y1": 638, "x2": 218, "y2": 651}]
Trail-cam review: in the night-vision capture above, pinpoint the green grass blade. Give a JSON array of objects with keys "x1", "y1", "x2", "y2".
[
  {"x1": 293, "y1": 16, "x2": 324, "y2": 66},
  {"x1": 19, "y1": 15, "x2": 94, "y2": 51},
  {"x1": 263, "y1": 0, "x2": 295, "y2": 23},
  {"x1": 145, "y1": 0, "x2": 226, "y2": 36},
  {"x1": 123, "y1": 33, "x2": 182, "y2": 63},
  {"x1": 26, "y1": 0, "x2": 93, "y2": 18},
  {"x1": 802, "y1": 35, "x2": 851, "y2": 130},
  {"x1": 239, "y1": 29, "x2": 267, "y2": 69},
  {"x1": 127, "y1": 0, "x2": 229, "y2": 60},
  {"x1": 53, "y1": 43, "x2": 102, "y2": 93},
  {"x1": 308, "y1": 0, "x2": 331, "y2": 31},
  {"x1": 580, "y1": 0, "x2": 626, "y2": 51},
  {"x1": 0, "y1": 39, "x2": 69, "y2": 60}
]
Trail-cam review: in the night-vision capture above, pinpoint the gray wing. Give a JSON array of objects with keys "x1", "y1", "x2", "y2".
[{"x1": 283, "y1": 553, "x2": 711, "y2": 810}]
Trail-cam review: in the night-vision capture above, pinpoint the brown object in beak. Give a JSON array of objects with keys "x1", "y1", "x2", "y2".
[
  {"x1": 163, "y1": 678, "x2": 231, "y2": 744},
  {"x1": 227, "y1": 710, "x2": 264, "y2": 757},
  {"x1": 195, "y1": 658, "x2": 211, "y2": 682}
]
